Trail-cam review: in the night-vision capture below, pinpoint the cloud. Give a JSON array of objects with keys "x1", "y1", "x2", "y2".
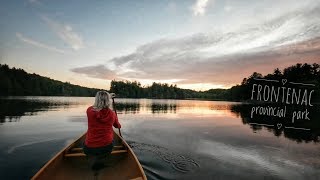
[
  {"x1": 28, "y1": 0, "x2": 38, "y2": 3},
  {"x1": 28, "y1": 0, "x2": 42, "y2": 5},
  {"x1": 166, "y1": 1, "x2": 177, "y2": 13},
  {"x1": 71, "y1": 65, "x2": 116, "y2": 79},
  {"x1": 192, "y1": 0, "x2": 211, "y2": 16},
  {"x1": 41, "y1": 16, "x2": 84, "y2": 50},
  {"x1": 70, "y1": 4, "x2": 320, "y2": 89},
  {"x1": 224, "y1": 6, "x2": 233, "y2": 12},
  {"x1": 16, "y1": 33, "x2": 65, "y2": 54}
]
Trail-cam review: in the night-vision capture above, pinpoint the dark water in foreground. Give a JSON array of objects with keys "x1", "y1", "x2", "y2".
[{"x1": 0, "y1": 97, "x2": 319, "y2": 180}]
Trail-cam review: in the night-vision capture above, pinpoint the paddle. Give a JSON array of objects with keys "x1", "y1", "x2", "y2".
[{"x1": 112, "y1": 96, "x2": 122, "y2": 137}]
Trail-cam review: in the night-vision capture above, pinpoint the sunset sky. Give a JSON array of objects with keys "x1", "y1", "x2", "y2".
[{"x1": 1, "y1": 0, "x2": 320, "y2": 90}]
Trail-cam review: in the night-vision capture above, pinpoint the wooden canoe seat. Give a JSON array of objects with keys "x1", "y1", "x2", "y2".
[
  {"x1": 70, "y1": 145, "x2": 124, "y2": 152},
  {"x1": 64, "y1": 150, "x2": 127, "y2": 157}
]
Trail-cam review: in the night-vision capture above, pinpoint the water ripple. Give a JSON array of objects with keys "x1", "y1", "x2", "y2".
[
  {"x1": 128, "y1": 141, "x2": 200, "y2": 173},
  {"x1": 7, "y1": 138, "x2": 60, "y2": 154}
]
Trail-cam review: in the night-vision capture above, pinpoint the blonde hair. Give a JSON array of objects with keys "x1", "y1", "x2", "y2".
[{"x1": 93, "y1": 91, "x2": 112, "y2": 110}]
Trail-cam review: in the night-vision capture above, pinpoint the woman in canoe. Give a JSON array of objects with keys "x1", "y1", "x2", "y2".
[{"x1": 83, "y1": 91, "x2": 121, "y2": 170}]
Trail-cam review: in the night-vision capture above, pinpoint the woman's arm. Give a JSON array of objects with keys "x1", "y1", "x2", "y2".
[{"x1": 113, "y1": 111, "x2": 121, "y2": 128}]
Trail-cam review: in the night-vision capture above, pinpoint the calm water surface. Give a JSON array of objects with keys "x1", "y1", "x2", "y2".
[{"x1": 0, "y1": 97, "x2": 319, "y2": 180}]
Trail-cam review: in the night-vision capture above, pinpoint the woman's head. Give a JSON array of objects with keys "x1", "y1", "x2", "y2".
[{"x1": 93, "y1": 91, "x2": 112, "y2": 110}]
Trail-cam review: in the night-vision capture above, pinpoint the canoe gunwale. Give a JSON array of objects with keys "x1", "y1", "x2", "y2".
[
  {"x1": 31, "y1": 134, "x2": 86, "y2": 180},
  {"x1": 31, "y1": 131, "x2": 147, "y2": 180},
  {"x1": 116, "y1": 132, "x2": 147, "y2": 180}
]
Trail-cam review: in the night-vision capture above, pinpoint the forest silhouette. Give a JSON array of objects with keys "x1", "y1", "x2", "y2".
[{"x1": 0, "y1": 63, "x2": 319, "y2": 102}]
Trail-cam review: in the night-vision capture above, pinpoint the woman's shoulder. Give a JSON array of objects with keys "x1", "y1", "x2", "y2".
[
  {"x1": 99, "y1": 108, "x2": 115, "y2": 116},
  {"x1": 102, "y1": 107, "x2": 113, "y2": 114},
  {"x1": 86, "y1": 106, "x2": 94, "y2": 112},
  {"x1": 108, "y1": 109, "x2": 117, "y2": 117}
]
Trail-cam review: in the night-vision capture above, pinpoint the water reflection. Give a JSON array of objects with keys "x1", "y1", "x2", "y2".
[
  {"x1": 1, "y1": 97, "x2": 320, "y2": 179},
  {"x1": 149, "y1": 103, "x2": 177, "y2": 114},
  {"x1": 116, "y1": 99, "x2": 178, "y2": 114},
  {"x1": 114, "y1": 103, "x2": 140, "y2": 114},
  {"x1": 1, "y1": 97, "x2": 319, "y2": 143},
  {"x1": 0, "y1": 97, "x2": 75, "y2": 123},
  {"x1": 231, "y1": 104, "x2": 320, "y2": 143},
  {"x1": 115, "y1": 99, "x2": 234, "y2": 115}
]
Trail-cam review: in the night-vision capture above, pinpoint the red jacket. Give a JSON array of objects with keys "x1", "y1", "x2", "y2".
[{"x1": 85, "y1": 106, "x2": 121, "y2": 148}]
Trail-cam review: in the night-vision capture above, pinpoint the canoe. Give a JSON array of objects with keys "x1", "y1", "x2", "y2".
[{"x1": 32, "y1": 130, "x2": 147, "y2": 180}]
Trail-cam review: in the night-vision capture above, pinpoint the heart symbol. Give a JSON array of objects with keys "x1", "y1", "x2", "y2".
[
  {"x1": 282, "y1": 79, "x2": 287, "y2": 85},
  {"x1": 277, "y1": 123, "x2": 282, "y2": 129}
]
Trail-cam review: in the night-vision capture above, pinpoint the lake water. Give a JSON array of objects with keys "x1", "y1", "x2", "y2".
[{"x1": 0, "y1": 97, "x2": 319, "y2": 180}]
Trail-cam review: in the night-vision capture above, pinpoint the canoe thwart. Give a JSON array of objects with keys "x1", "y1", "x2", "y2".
[
  {"x1": 69, "y1": 145, "x2": 124, "y2": 153},
  {"x1": 64, "y1": 150, "x2": 128, "y2": 157},
  {"x1": 70, "y1": 147, "x2": 83, "y2": 151}
]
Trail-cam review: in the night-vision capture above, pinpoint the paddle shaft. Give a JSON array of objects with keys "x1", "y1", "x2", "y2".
[{"x1": 112, "y1": 97, "x2": 122, "y2": 137}]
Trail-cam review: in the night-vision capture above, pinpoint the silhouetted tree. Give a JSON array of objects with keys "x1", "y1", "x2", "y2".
[
  {"x1": 0, "y1": 64, "x2": 102, "y2": 96},
  {"x1": 1, "y1": 63, "x2": 319, "y2": 102}
]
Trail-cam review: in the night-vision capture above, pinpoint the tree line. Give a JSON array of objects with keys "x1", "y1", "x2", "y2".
[
  {"x1": 1, "y1": 63, "x2": 319, "y2": 101},
  {"x1": 109, "y1": 63, "x2": 320, "y2": 101},
  {"x1": 109, "y1": 80, "x2": 230, "y2": 100},
  {"x1": 0, "y1": 64, "x2": 101, "y2": 96},
  {"x1": 228, "y1": 63, "x2": 320, "y2": 101}
]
